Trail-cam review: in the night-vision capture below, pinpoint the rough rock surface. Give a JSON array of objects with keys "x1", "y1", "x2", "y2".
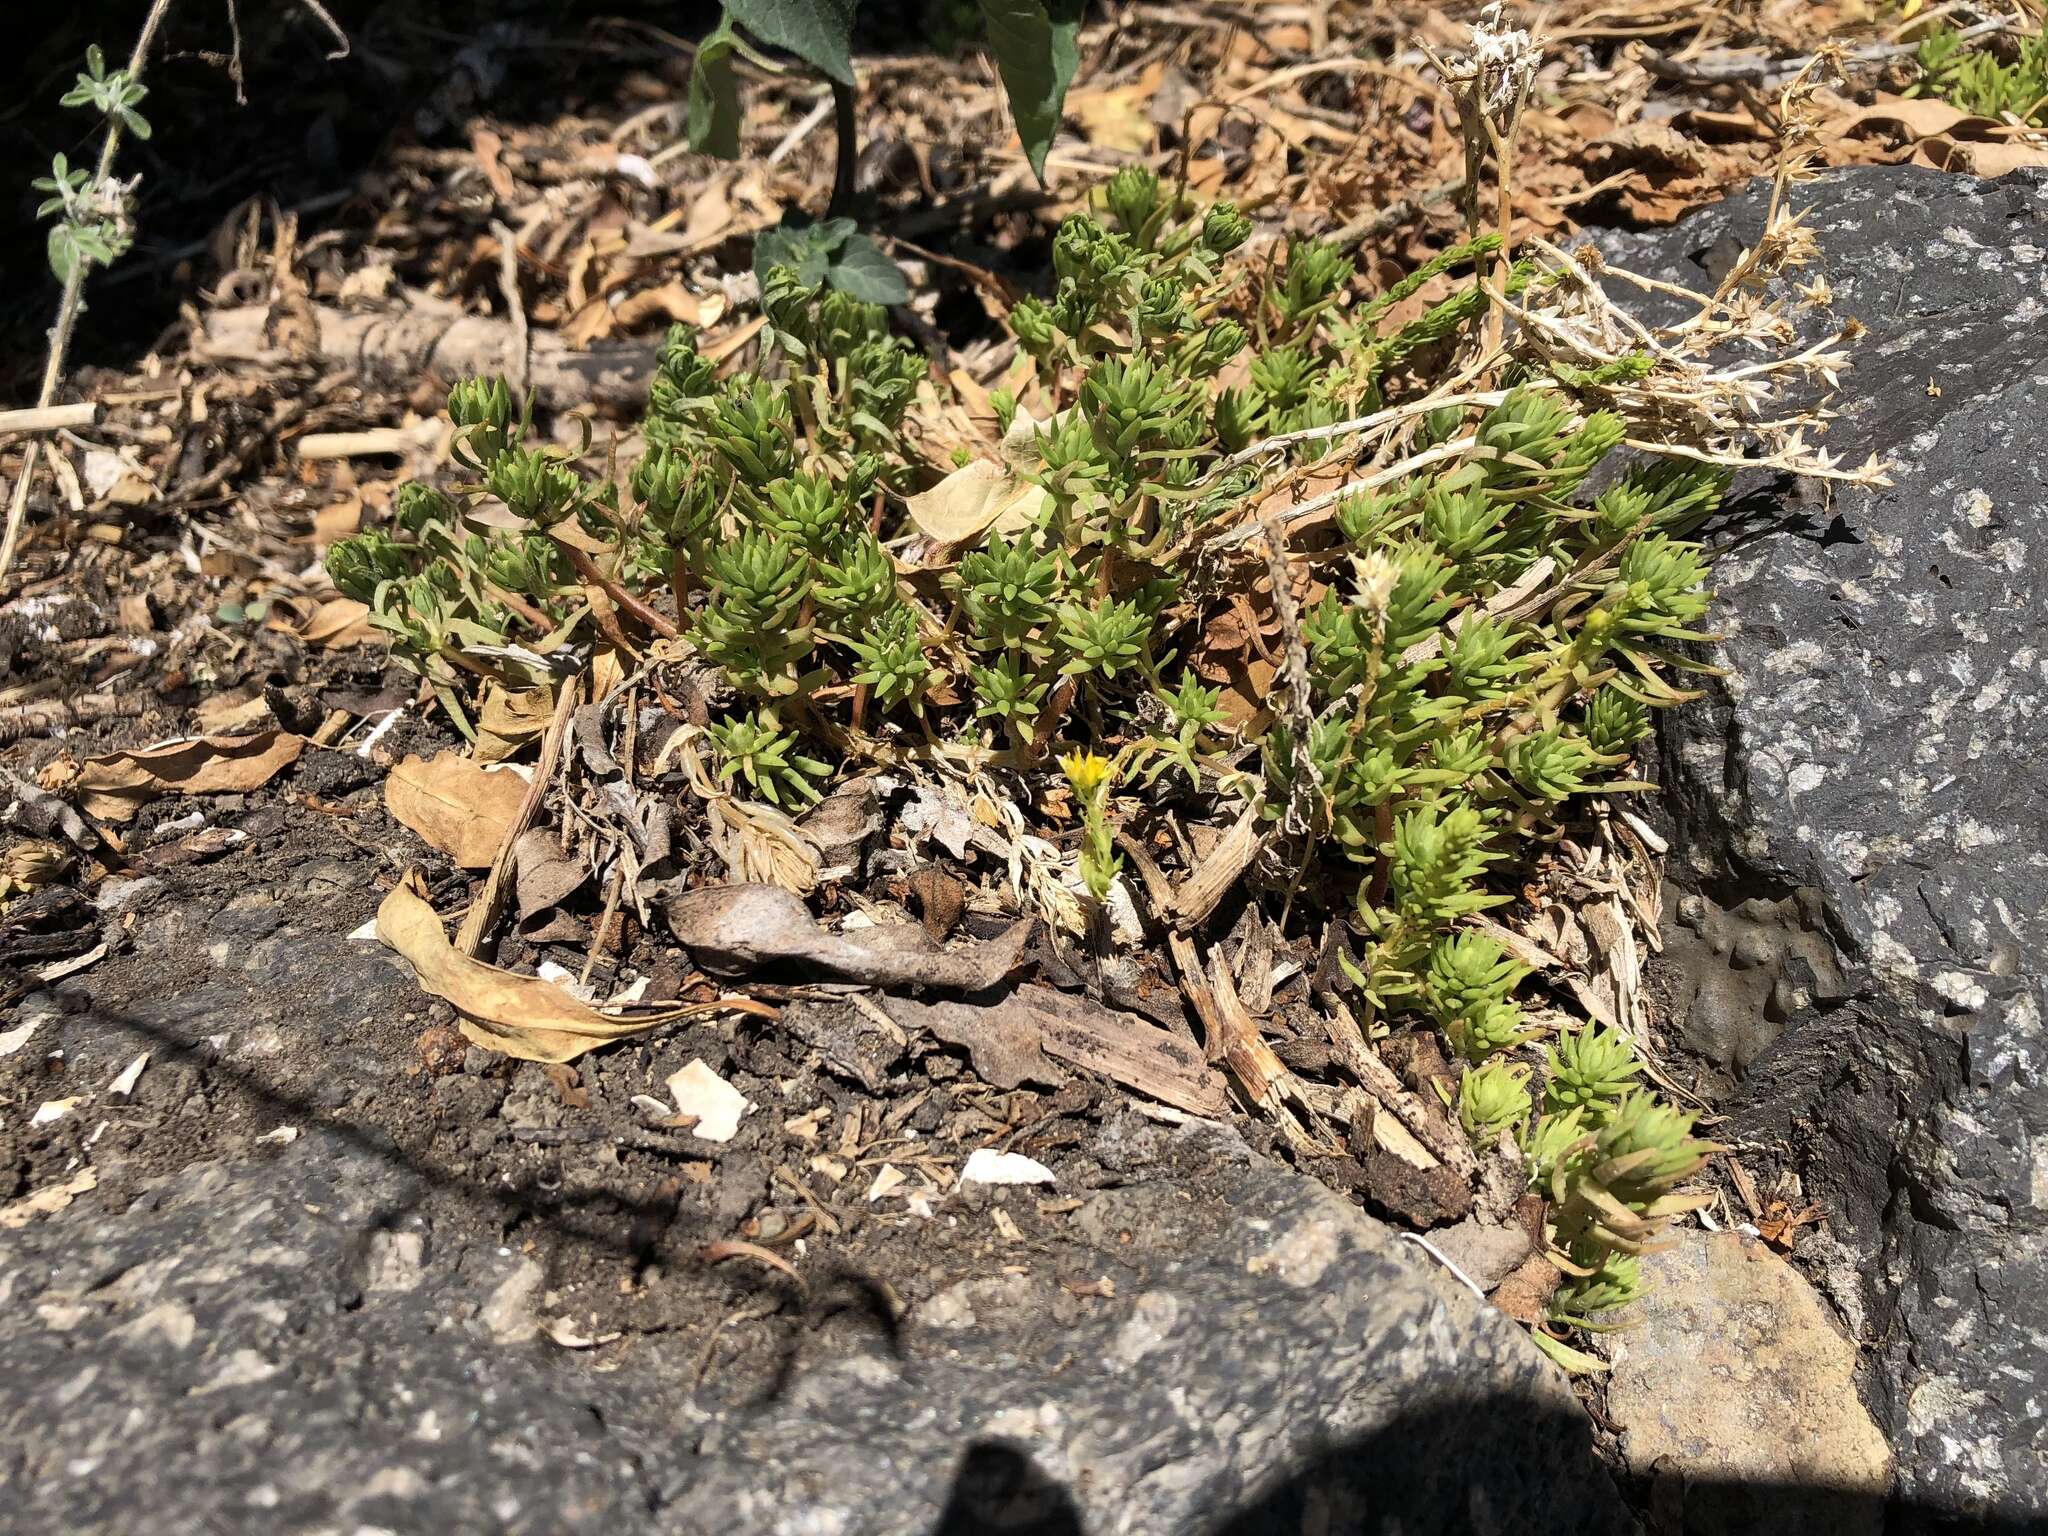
[
  {"x1": 672, "y1": 1158, "x2": 1624, "y2": 1536},
  {"x1": 1610, "y1": 166, "x2": 2048, "y2": 1523},
  {"x1": 1605, "y1": 1233, "x2": 1891, "y2": 1536},
  {"x1": 0, "y1": 1113, "x2": 1633, "y2": 1535}
]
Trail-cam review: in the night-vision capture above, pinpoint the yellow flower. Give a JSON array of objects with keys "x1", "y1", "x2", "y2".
[{"x1": 1059, "y1": 748, "x2": 1112, "y2": 797}]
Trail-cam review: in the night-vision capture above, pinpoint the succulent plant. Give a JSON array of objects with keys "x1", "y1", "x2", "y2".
[
  {"x1": 345, "y1": 188, "x2": 1728, "y2": 1264},
  {"x1": 706, "y1": 709, "x2": 829, "y2": 808},
  {"x1": 1424, "y1": 931, "x2": 1531, "y2": 1022},
  {"x1": 1915, "y1": 26, "x2": 2048, "y2": 126},
  {"x1": 1458, "y1": 1059, "x2": 1533, "y2": 1144},
  {"x1": 1520, "y1": 1107, "x2": 1591, "y2": 1190},
  {"x1": 1548, "y1": 1247, "x2": 1645, "y2": 1321},
  {"x1": 448, "y1": 374, "x2": 516, "y2": 466},
  {"x1": 332, "y1": 184, "x2": 1740, "y2": 1371},
  {"x1": 1544, "y1": 1025, "x2": 1645, "y2": 1121},
  {"x1": 1200, "y1": 201, "x2": 1251, "y2": 255},
  {"x1": 845, "y1": 604, "x2": 930, "y2": 709},
  {"x1": 1548, "y1": 1089, "x2": 1715, "y2": 1256}
]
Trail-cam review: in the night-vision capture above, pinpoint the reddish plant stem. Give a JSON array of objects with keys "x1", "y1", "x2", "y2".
[{"x1": 547, "y1": 532, "x2": 680, "y2": 639}]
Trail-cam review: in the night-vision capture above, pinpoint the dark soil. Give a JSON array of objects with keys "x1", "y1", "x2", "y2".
[{"x1": 0, "y1": 755, "x2": 1277, "y2": 1397}]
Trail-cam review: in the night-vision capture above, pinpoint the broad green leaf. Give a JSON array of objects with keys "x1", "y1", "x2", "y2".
[
  {"x1": 726, "y1": 0, "x2": 858, "y2": 86},
  {"x1": 826, "y1": 232, "x2": 909, "y2": 305},
  {"x1": 754, "y1": 221, "x2": 840, "y2": 288},
  {"x1": 754, "y1": 219, "x2": 903, "y2": 304},
  {"x1": 688, "y1": 16, "x2": 744, "y2": 158},
  {"x1": 978, "y1": 0, "x2": 1082, "y2": 181}
]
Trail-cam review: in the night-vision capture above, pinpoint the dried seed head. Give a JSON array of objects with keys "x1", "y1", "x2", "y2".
[{"x1": 1349, "y1": 549, "x2": 1398, "y2": 623}]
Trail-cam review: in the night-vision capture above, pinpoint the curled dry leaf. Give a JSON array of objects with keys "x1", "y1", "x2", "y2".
[
  {"x1": 384, "y1": 751, "x2": 530, "y2": 868},
  {"x1": 69, "y1": 731, "x2": 305, "y2": 822},
  {"x1": 905, "y1": 460, "x2": 1049, "y2": 546},
  {"x1": 474, "y1": 684, "x2": 558, "y2": 763},
  {"x1": 1489, "y1": 1252, "x2": 1567, "y2": 1327},
  {"x1": 513, "y1": 826, "x2": 589, "y2": 919},
  {"x1": 611, "y1": 281, "x2": 726, "y2": 332},
  {"x1": 375, "y1": 867, "x2": 766, "y2": 1063},
  {"x1": 296, "y1": 597, "x2": 374, "y2": 649},
  {"x1": 903, "y1": 406, "x2": 1063, "y2": 548},
  {"x1": 662, "y1": 882, "x2": 1032, "y2": 992},
  {"x1": 1833, "y1": 96, "x2": 1998, "y2": 142},
  {"x1": 0, "y1": 838, "x2": 69, "y2": 900},
  {"x1": 192, "y1": 692, "x2": 272, "y2": 735},
  {"x1": 882, "y1": 992, "x2": 1060, "y2": 1091},
  {"x1": 1829, "y1": 96, "x2": 2048, "y2": 177},
  {"x1": 1916, "y1": 136, "x2": 2048, "y2": 176},
  {"x1": 882, "y1": 983, "x2": 1231, "y2": 1117}
]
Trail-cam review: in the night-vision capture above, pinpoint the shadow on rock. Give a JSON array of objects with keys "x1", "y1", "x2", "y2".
[
  {"x1": 925, "y1": 1398, "x2": 2048, "y2": 1536},
  {"x1": 932, "y1": 1441, "x2": 1087, "y2": 1535}
]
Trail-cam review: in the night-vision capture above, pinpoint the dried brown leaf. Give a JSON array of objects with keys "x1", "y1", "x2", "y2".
[
  {"x1": 0, "y1": 1167, "x2": 97, "y2": 1229},
  {"x1": 904, "y1": 459, "x2": 1048, "y2": 546},
  {"x1": 513, "y1": 826, "x2": 588, "y2": 919},
  {"x1": 611, "y1": 281, "x2": 725, "y2": 332},
  {"x1": 1488, "y1": 1252, "x2": 1564, "y2": 1325},
  {"x1": 474, "y1": 684, "x2": 557, "y2": 764},
  {"x1": 297, "y1": 597, "x2": 374, "y2": 649},
  {"x1": 376, "y1": 867, "x2": 753, "y2": 1062},
  {"x1": 384, "y1": 752, "x2": 530, "y2": 868},
  {"x1": 73, "y1": 731, "x2": 305, "y2": 822}
]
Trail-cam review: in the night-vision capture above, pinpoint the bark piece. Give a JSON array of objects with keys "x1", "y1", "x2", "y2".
[
  {"x1": 198, "y1": 295, "x2": 660, "y2": 415},
  {"x1": 662, "y1": 882, "x2": 1031, "y2": 992}
]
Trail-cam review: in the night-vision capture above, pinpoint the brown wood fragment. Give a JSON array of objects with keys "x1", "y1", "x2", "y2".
[
  {"x1": 1352, "y1": 1152, "x2": 1473, "y2": 1228},
  {"x1": 1020, "y1": 984, "x2": 1232, "y2": 1119},
  {"x1": 1169, "y1": 931, "x2": 1290, "y2": 1107},
  {"x1": 456, "y1": 679, "x2": 578, "y2": 959},
  {"x1": 1164, "y1": 800, "x2": 1263, "y2": 928},
  {"x1": 198, "y1": 296, "x2": 661, "y2": 415},
  {"x1": 1319, "y1": 1008, "x2": 1479, "y2": 1182}
]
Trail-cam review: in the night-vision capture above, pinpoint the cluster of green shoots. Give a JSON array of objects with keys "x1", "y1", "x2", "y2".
[
  {"x1": 34, "y1": 45, "x2": 152, "y2": 283},
  {"x1": 1457, "y1": 1006, "x2": 1711, "y2": 1337},
  {"x1": 332, "y1": 165, "x2": 1718, "y2": 1347},
  {"x1": 1912, "y1": 24, "x2": 2048, "y2": 125}
]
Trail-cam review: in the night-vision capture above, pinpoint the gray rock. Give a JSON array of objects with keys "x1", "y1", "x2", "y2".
[
  {"x1": 1430, "y1": 1213, "x2": 1538, "y2": 1292},
  {"x1": 0, "y1": 1119, "x2": 1636, "y2": 1535},
  {"x1": 663, "y1": 1138, "x2": 1633, "y2": 1536},
  {"x1": 91, "y1": 875, "x2": 163, "y2": 917},
  {"x1": 0, "y1": 1130, "x2": 659, "y2": 1536},
  {"x1": 1608, "y1": 166, "x2": 2048, "y2": 1523}
]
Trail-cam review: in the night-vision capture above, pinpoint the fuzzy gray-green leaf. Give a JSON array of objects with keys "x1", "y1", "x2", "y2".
[{"x1": 827, "y1": 232, "x2": 908, "y2": 306}]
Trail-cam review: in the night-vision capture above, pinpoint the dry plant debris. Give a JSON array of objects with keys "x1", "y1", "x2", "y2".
[
  {"x1": 0, "y1": 0, "x2": 1976, "y2": 1379},
  {"x1": 280, "y1": 7, "x2": 1883, "y2": 1368}
]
